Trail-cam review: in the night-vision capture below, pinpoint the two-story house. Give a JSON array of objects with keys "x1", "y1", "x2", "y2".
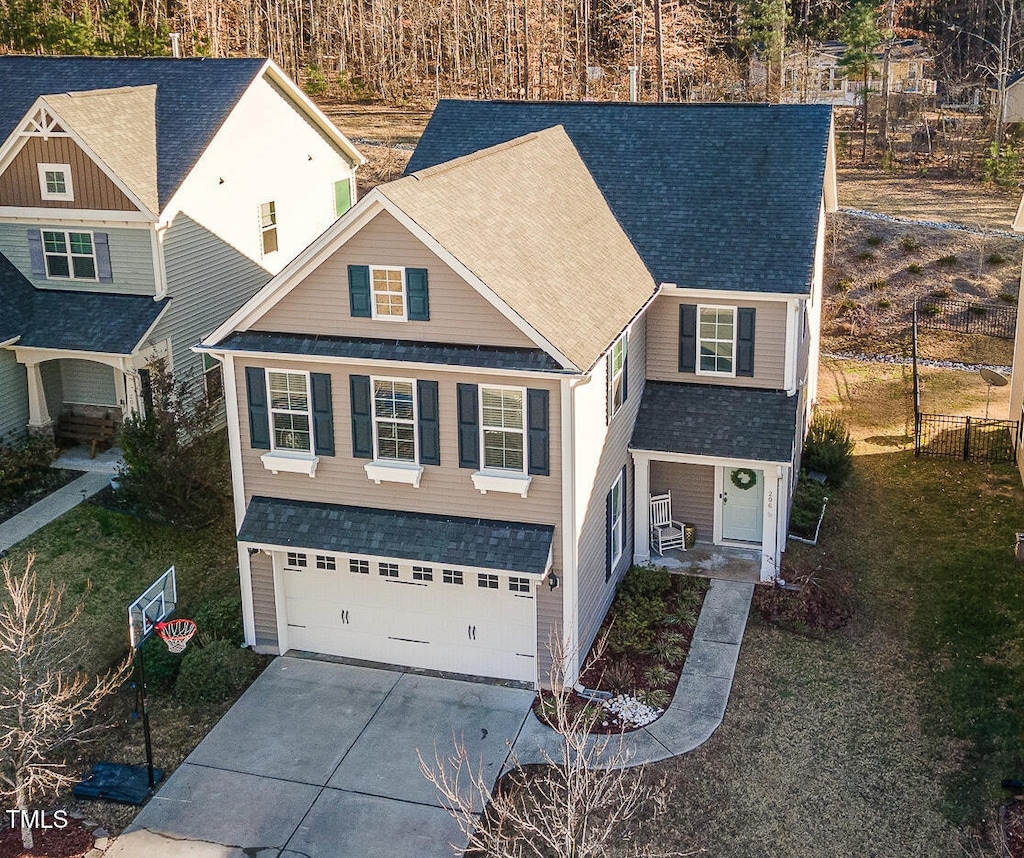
[
  {"x1": 0, "y1": 56, "x2": 362, "y2": 445},
  {"x1": 202, "y1": 101, "x2": 837, "y2": 688}
]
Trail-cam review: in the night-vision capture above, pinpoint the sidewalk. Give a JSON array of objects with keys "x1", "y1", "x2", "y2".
[
  {"x1": 0, "y1": 471, "x2": 111, "y2": 553},
  {"x1": 511, "y1": 578, "x2": 754, "y2": 768}
]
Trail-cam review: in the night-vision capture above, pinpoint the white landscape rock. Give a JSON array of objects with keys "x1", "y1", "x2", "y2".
[{"x1": 602, "y1": 694, "x2": 664, "y2": 728}]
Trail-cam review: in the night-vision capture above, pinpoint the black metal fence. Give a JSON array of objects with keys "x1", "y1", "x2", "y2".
[
  {"x1": 915, "y1": 413, "x2": 1019, "y2": 463},
  {"x1": 915, "y1": 298, "x2": 1017, "y2": 339}
]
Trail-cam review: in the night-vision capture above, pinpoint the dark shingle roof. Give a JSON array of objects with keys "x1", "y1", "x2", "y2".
[
  {"x1": 630, "y1": 381, "x2": 799, "y2": 462},
  {"x1": 0, "y1": 253, "x2": 166, "y2": 354},
  {"x1": 213, "y1": 330, "x2": 566, "y2": 373},
  {"x1": 238, "y1": 496, "x2": 555, "y2": 574},
  {"x1": 0, "y1": 56, "x2": 266, "y2": 209},
  {"x1": 406, "y1": 101, "x2": 832, "y2": 294}
]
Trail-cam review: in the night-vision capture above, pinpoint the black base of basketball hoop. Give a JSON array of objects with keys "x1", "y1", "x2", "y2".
[{"x1": 73, "y1": 762, "x2": 165, "y2": 805}]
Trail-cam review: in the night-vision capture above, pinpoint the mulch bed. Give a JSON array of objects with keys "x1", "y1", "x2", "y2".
[
  {"x1": 1004, "y1": 800, "x2": 1024, "y2": 858},
  {"x1": 0, "y1": 817, "x2": 96, "y2": 858},
  {"x1": 0, "y1": 469, "x2": 85, "y2": 526}
]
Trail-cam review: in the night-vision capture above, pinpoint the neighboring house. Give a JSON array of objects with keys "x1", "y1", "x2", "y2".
[
  {"x1": 0, "y1": 56, "x2": 363, "y2": 444},
  {"x1": 752, "y1": 39, "x2": 936, "y2": 106},
  {"x1": 997, "y1": 70, "x2": 1024, "y2": 123},
  {"x1": 201, "y1": 101, "x2": 837, "y2": 688}
]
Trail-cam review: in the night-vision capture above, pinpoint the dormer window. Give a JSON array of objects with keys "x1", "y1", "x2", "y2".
[{"x1": 38, "y1": 163, "x2": 73, "y2": 201}]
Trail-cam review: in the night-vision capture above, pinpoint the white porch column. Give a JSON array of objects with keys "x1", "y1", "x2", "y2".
[
  {"x1": 760, "y1": 466, "x2": 784, "y2": 581},
  {"x1": 121, "y1": 366, "x2": 143, "y2": 418},
  {"x1": 25, "y1": 362, "x2": 51, "y2": 428},
  {"x1": 633, "y1": 453, "x2": 651, "y2": 564}
]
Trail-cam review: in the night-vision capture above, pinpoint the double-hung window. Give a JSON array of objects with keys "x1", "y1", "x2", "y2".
[
  {"x1": 608, "y1": 471, "x2": 624, "y2": 571},
  {"x1": 202, "y1": 353, "x2": 224, "y2": 404},
  {"x1": 268, "y1": 370, "x2": 312, "y2": 452},
  {"x1": 371, "y1": 266, "x2": 406, "y2": 320},
  {"x1": 697, "y1": 306, "x2": 736, "y2": 376},
  {"x1": 372, "y1": 378, "x2": 416, "y2": 462},
  {"x1": 38, "y1": 163, "x2": 73, "y2": 201},
  {"x1": 481, "y1": 387, "x2": 525, "y2": 472},
  {"x1": 607, "y1": 331, "x2": 628, "y2": 419},
  {"x1": 259, "y1": 201, "x2": 278, "y2": 255},
  {"x1": 42, "y1": 230, "x2": 96, "y2": 280}
]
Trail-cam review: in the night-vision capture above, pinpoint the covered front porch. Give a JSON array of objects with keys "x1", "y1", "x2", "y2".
[{"x1": 646, "y1": 543, "x2": 761, "y2": 584}]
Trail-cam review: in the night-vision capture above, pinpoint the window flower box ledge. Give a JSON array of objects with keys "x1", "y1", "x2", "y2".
[
  {"x1": 364, "y1": 460, "x2": 424, "y2": 488},
  {"x1": 260, "y1": 451, "x2": 320, "y2": 477},
  {"x1": 471, "y1": 471, "x2": 532, "y2": 498}
]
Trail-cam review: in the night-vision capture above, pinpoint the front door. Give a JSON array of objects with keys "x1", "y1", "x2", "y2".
[{"x1": 721, "y1": 467, "x2": 764, "y2": 543}]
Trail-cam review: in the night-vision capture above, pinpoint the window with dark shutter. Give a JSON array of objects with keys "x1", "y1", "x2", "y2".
[
  {"x1": 527, "y1": 389, "x2": 549, "y2": 476},
  {"x1": 311, "y1": 372, "x2": 335, "y2": 456},
  {"x1": 736, "y1": 307, "x2": 756, "y2": 377},
  {"x1": 350, "y1": 375, "x2": 373, "y2": 458},
  {"x1": 417, "y1": 380, "x2": 440, "y2": 465},
  {"x1": 348, "y1": 265, "x2": 371, "y2": 318},
  {"x1": 245, "y1": 367, "x2": 270, "y2": 449},
  {"x1": 406, "y1": 268, "x2": 430, "y2": 321},
  {"x1": 456, "y1": 384, "x2": 480, "y2": 469},
  {"x1": 678, "y1": 304, "x2": 697, "y2": 373}
]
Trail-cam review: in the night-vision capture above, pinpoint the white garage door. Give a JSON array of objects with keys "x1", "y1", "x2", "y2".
[{"x1": 282, "y1": 553, "x2": 537, "y2": 684}]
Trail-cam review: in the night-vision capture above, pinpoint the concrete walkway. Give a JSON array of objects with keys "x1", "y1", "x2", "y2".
[
  {"x1": 512, "y1": 578, "x2": 754, "y2": 767},
  {"x1": 0, "y1": 471, "x2": 111, "y2": 553}
]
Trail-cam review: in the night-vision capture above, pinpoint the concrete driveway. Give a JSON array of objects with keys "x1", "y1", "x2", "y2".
[{"x1": 105, "y1": 656, "x2": 535, "y2": 858}]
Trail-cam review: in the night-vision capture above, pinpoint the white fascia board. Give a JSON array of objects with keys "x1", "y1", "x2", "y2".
[
  {"x1": 560, "y1": 375, "x2": 580, "y2": 682},
  {"x1": 261, "y1": 60, "x2": 366, "y2": 167},
  {"x1": 659, "y1": 283, "x2": 809, "y2": 302},
  {"x1": 0, "y1": 97, "x2": 157, "y2": 221},
  {"x1": 628, "y1": 448, "x2": 792, "y2": 470},
  {"x1": 13, "y1": 344, "x2": 136, "y2": 362},
  {"x1": 823, "y1": 116, "x2": 839, "y2": 214},
  {"x1": 0, "y1": 336, "x2": 20, "y2": 348},
  {"x1": 581, "y1": 286, "x2": 659, "y2": 376},
  {"x1": 0, "y1": 208, "x2": 152, "y2": 226},
  {"x1": 202, "y1": 193, "x2": 388, "y2": 345},
  {"x1": 239, "y1": 541, "x2": 552, "y2": 578},
  {"x1": 378, "y1": 195, "x2": 579, "y2": 372},
  {"x1": 784, "y1": 297, "x2": 800, "y2": 393},
  {"x1": 193, "y1": 345, "x2": 580, "y2": 381}
]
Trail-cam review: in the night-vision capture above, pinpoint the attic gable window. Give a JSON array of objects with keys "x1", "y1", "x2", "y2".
[
  {"x1": 259, "y1": 201, "x2": 278, "y2": 255},
  {"x1": 38, "y1": 163, "x2": 73, "y2": 201},
  {"x1": 371, "y1": 266, "x2": 406, "y2": 319}
]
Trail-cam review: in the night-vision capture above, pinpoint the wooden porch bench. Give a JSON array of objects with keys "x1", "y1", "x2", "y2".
[{"x1": 56, "y1": 412, "x2": 117, "y2": 459}]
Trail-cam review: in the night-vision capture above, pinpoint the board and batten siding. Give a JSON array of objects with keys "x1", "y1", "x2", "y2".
[
  {"x1": 0, "y1": 136, "x2": 137, "y2": 211},
  {"x1": 0, "y1": 351, "x2": 28, "y2": 442},
  {"x1": 574, "y1": 317, "x2": 646, "y2": 660},
  {"x1": 0, "y1": 222, "x2": 156, "y2": 296},
  {"x1": 235, "y1": 359, "x2": 563, "y2": 672},
  {"x1": 156, "y1": 214, "x2": 272, "y2": 379},
  {"x1": 649, "y1": 461, "x2": 716, "y2": 544},
  {"x1": 60, "y1": 359, "x2": 117, "y2": 407},
  {"x1": 252, "y1": 210, "x2": 539, "y2": 350},
  {"x1": 646, "y1": 294, "x2": 789, "y2": 390},
  {"x1": 250, "y1": 551, "x2": 279, "y2": 650}
]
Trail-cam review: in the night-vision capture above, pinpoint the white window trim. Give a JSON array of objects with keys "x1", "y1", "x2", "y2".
[
  {"x1": 610, "y1": 471, "x2": 624, "y2": 567},
  {"x1": 259, "y1": 201, "x2": 278, "y2": 256},
  {"x1": 364, "y1": 375, "x2": 423, "y2": 487},
  {"x1": 261, "y1": 368, "x2": 319, "y2": 476},
  {"x1": 369, "y1": 264, "x2": 408, "y2": 321},
  {"x1": 696, "y1": 304, "x2": 738, "y2": 378},
  {"x1": 38, "y1": 162, "x2": 73, "y2": 201},
  {"x1": 606, "y1": 329, "x2": 628, "y2": 420},
  {"x1": 41, "y1": 229, "x2": 97, "y2": 281},
  {"x1": 473, "y1": 383, "x2": 531, "y2": 497}
]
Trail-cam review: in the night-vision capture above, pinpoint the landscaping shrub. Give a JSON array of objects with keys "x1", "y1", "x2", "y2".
[
  {"x1": 920, "y1": 303, "x2": 941, "y2": 316},
  {"x1": 982, "y1": 141, "x2": 1021, "y2": 187},
  {"x1": 802, "y1": 411, "x2": 854, "y2": 487},
  {"x1": 834, "y1": 277, "x2": 853, "y2": 293},
  {"x1": 174, "y1": 640, "x2": 260, "y2": 704},
  {"x1": 142, "y1": 635, "x2": 184, "y2": 692},
  {"x1": 877, "y1": 298, "x2": 892, "y2": 310},
  {"x1": 0, "y1": 435, "x2": 57, "y2": 503},
  {"x1": 603, "y1": 659, "x2": 636, "y2": 694},
  {"x1": 190, "y1": 596, "x2": 244, "y2": 645},
  {"x1": 987, "y1": 252, "x2": 1008, "y2": 265},
  {"x1": 789, "y1": 477, "x2": 829, "y2": 538},
  {"x1": 867, "y1": 278, "x2": 887, "y2": 290},
  {"x1": 865, "y1": 235, "x2": 882, "y2": 247},
  {"x1": 753, "y1": 564, "x2": 855, "y2": 636},
  {"x1": 901, "y1": 235, "x2": 922, "y2": 252},
  {"x1": 907, "y1": 262, "x2": 922, "y2": 274}
]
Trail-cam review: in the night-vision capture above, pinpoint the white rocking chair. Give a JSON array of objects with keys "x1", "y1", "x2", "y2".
[{"x1": 650, "y1": 492, "x2": 686, "y2": 555}]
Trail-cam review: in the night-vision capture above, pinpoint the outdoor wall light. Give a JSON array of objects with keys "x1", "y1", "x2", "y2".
[
  {"x1": 247, "y1": 547, "x2": 258, "y2": 556},
  {"x1": 548, "y1": 573, "x2": 559, "y2": 591}
]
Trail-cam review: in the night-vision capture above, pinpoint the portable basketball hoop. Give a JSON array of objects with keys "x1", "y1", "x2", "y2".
[{"x1": 154, "y1": 618, "x2": 197, "y2": 653}]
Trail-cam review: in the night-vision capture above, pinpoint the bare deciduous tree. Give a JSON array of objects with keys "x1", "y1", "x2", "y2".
[
  {"x1": 420, "y1": 635, "x2": 694, "y2": 858},
  {"x1": 0, "y1": 555, "x2": 131, "y2": 850}
]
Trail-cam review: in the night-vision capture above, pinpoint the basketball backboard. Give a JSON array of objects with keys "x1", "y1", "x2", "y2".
[{"x1": 128, "y1": 567, "x2": 177, "y2": 649}]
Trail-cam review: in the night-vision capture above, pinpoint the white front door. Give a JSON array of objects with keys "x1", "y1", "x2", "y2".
[{"x1": 721, "y1": 467, "x2": 764, "y2": 543}]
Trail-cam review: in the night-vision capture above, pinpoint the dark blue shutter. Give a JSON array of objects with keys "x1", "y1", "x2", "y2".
[
  {"x1": 622, "y1": 334, "x2": 629, "y2": 402},
  {"x1": 311, "y1": 372, "x2": 334, "y2": 456},
  {"x1": 27, "y1": 229, "x2": 44, "y2": 276},
  {"x1": 348, "y1": 265, "x2": 371, "y2": 318},
  {"x1": 94, "y1": 232, "x2": 113, "y2": 282},
  {"x1": 245, "y1": 367, "x2": 270, "y2": 450},
  {"x1": 417, "y1": 380, "x2": 440, "y2": 466},
  {"x1": 737, "y1": 307, "x2": 756, "y2": 377},
  {"x1": 605, "y1": 487, "x2": 614, "y2": 582},
  {"x1": 456, "y1": 384, "x2": 479, "y2": 469},
  {"x1": 678, "y1": 304, "x2": 696, "y2": 373},
  {"x1": 527, "y1": 388, "x2": 549, "y2": 476},
  {"x1": 406, "y1": 268, "x2": 430, "y2": 321},
  {"x1": 350, "y1": 375, "x2": 372, "y2": 458}
]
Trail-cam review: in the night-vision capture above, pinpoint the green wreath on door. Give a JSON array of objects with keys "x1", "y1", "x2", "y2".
[{"x1": 730, "y1": 468, "x2": 758, "y2": 490}]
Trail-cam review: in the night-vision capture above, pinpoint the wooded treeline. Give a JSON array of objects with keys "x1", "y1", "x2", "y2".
[{"x1": 0, "y1": 0, "x2": 1021, "y2": 104}]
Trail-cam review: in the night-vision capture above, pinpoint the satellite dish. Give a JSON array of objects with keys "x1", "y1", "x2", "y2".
[{"x1": 980, "y1": 368, "x2": 1009, "y2": 387}]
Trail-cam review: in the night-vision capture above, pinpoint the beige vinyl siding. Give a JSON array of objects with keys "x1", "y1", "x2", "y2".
[
  {"x1": 0, "y1": 351, "x2": 27, "y2": 442},
  {"x1": 0, "y1": 222, "x2": 156, "y2": 296},
  {"x1": 575, "y1": 317, "x2": 647, "y2": 660},
  {"x1": 646, "y1": 294, "x2": 788, "y2": 389},
  {"x1": 61, "y1": 359, "x2": 117, "y2": 406},
  {"x1": 252, "y1": 210, "x2": 539, "y2": 350},
  {"x1": 156, "y1": 214, "x2": 272, "y2": 382},
  {"x1": 250, "y1": 551, "x2": 279, "y2": 650},
  {"x1": 535, "y1": 580, "x2": 562, "y2": 687},
  {"x1": 649, "y1": 462, "x2": 716, "y2": 544},
  {"x1": 0, "y1": 136, "x2": 137, "y2": 211}
]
